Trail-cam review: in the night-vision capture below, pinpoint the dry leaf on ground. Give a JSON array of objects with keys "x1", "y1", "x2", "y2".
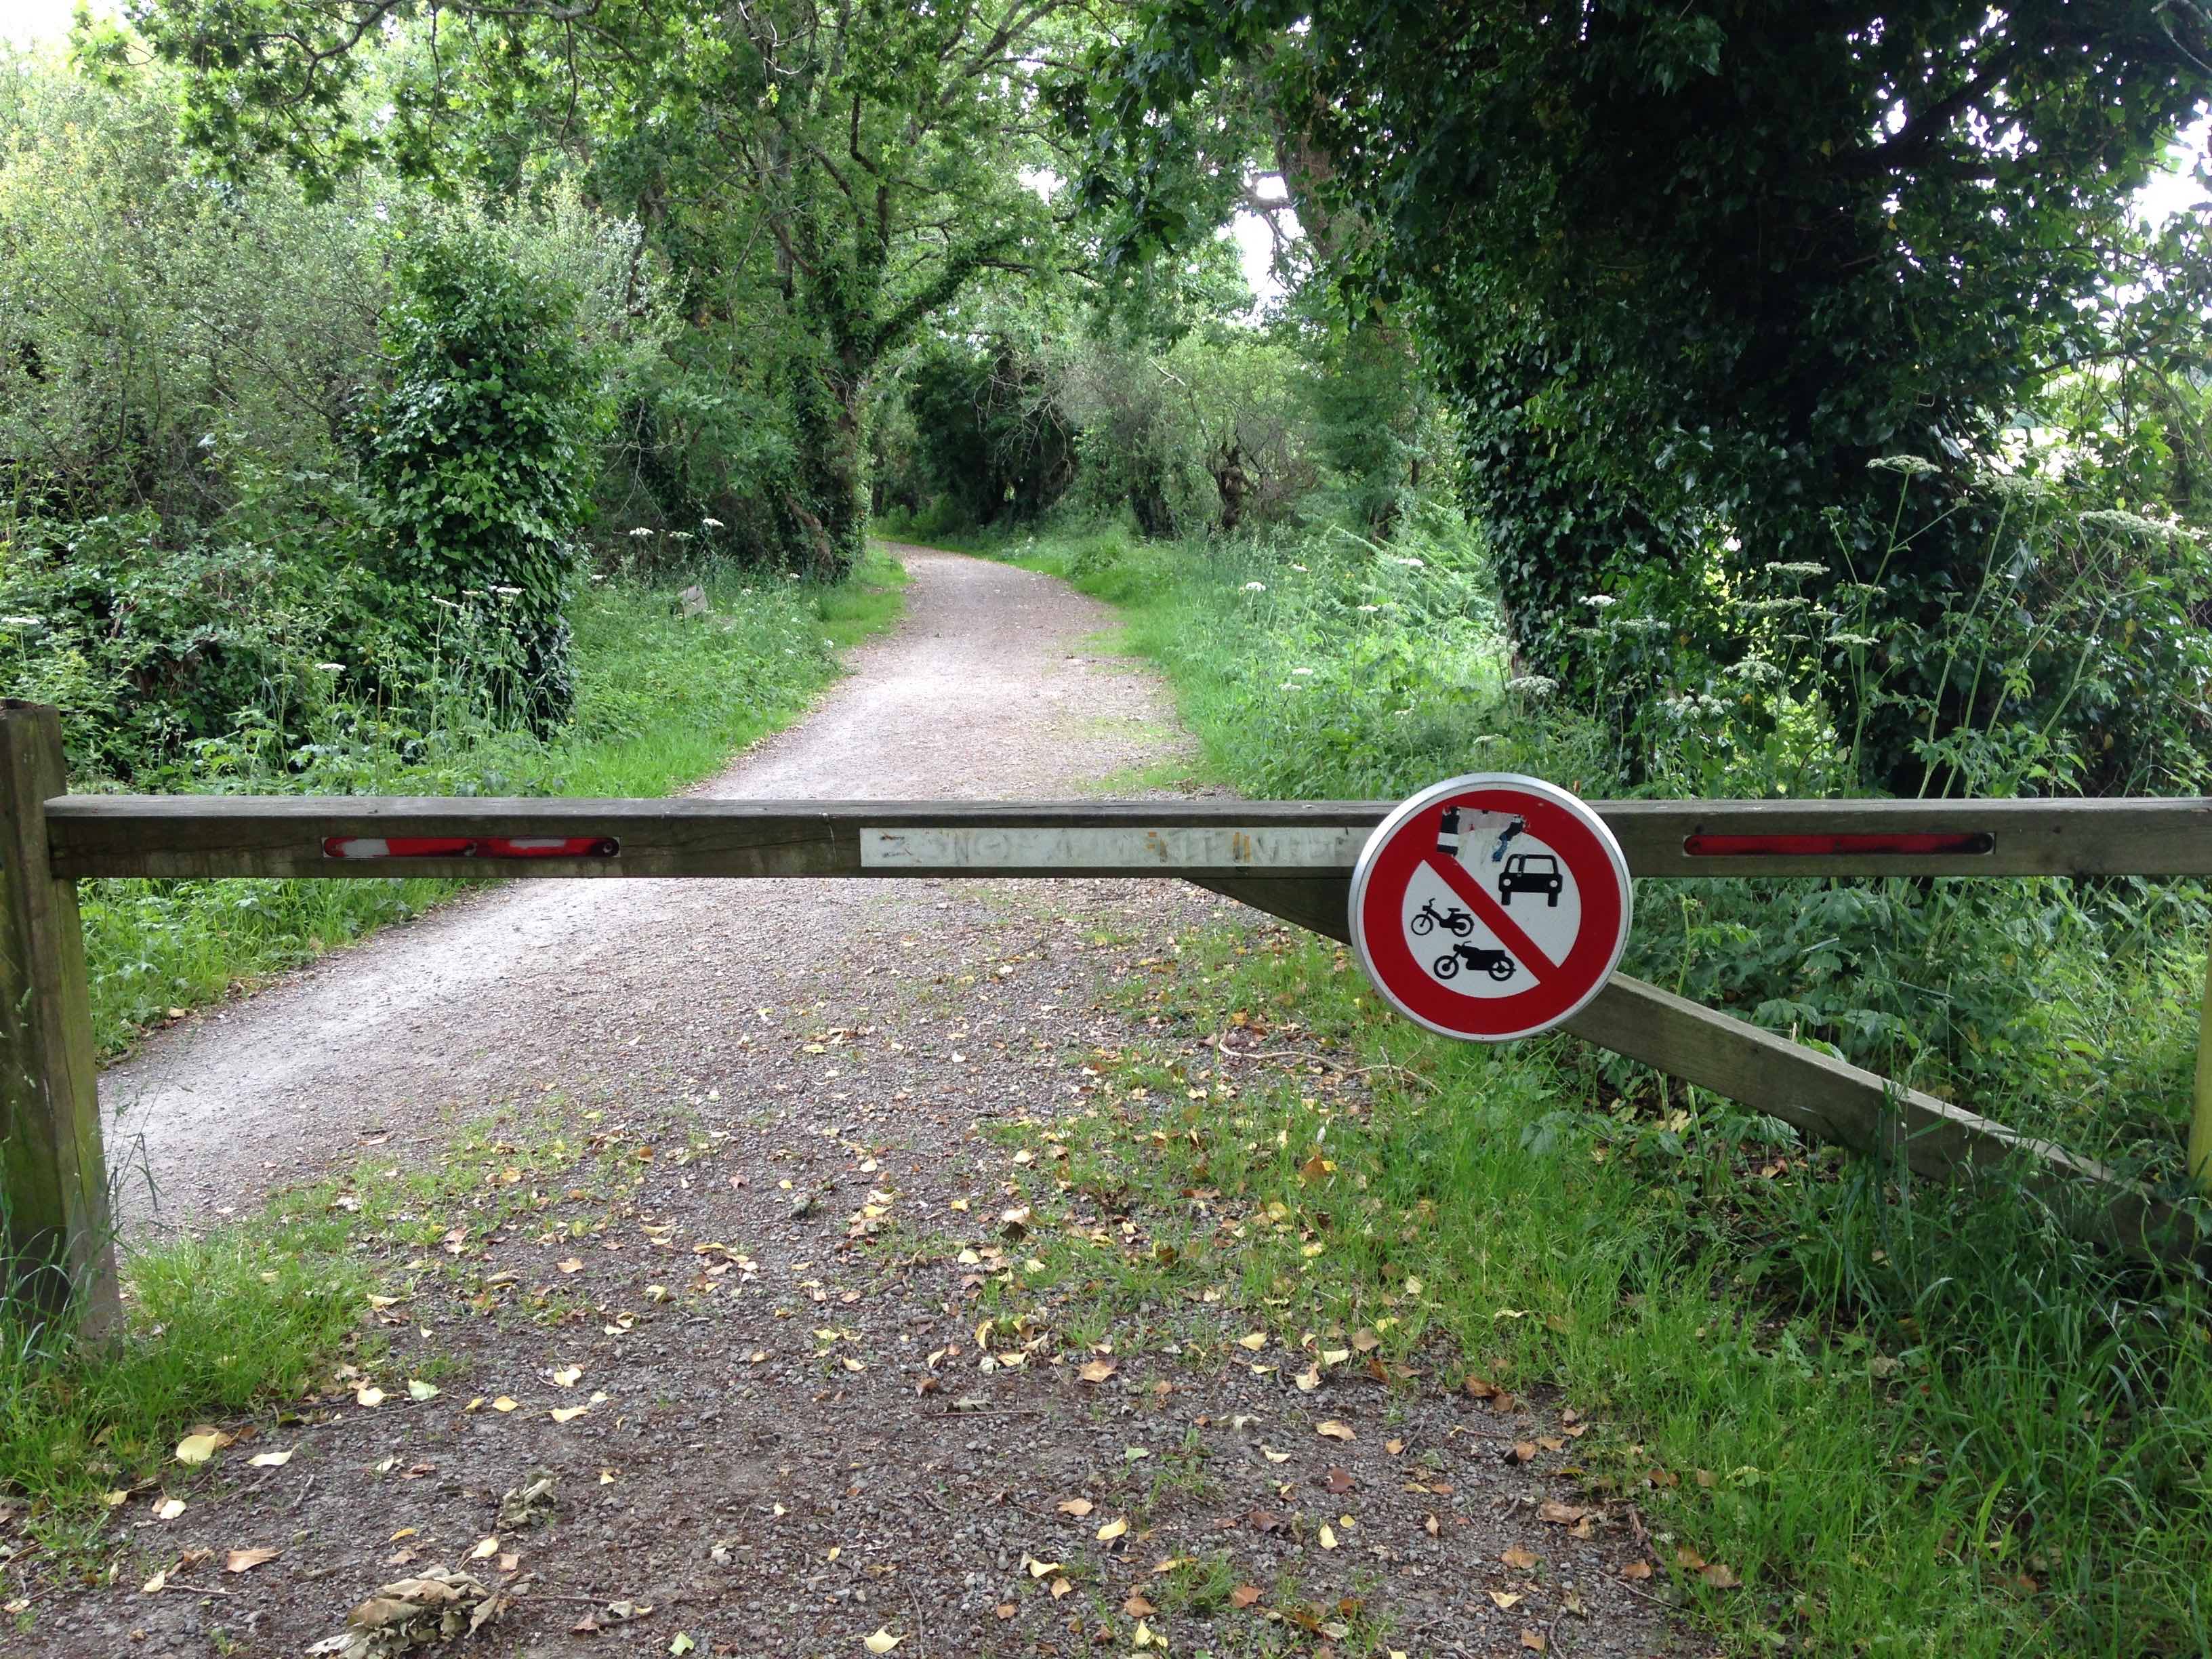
[{"x1": 305, "y1": 1565, "x2": 508, "y2": 1658}]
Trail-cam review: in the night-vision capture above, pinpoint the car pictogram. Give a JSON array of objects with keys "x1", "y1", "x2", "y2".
[{"x1": 1497, "y1": 851, "x2": 1563, "y2": 907}]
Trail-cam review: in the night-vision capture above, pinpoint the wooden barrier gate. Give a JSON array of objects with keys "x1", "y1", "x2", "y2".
[{"x1": 6, "y1": 698, "x2": 2211, "y2": 1334}]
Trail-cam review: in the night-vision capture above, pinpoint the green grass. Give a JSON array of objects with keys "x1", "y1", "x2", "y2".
[
  {"x1": 80, "y1": 550, "x2": 906, "y2": 1055},
  {"x1": 923, "y1": 510, "x2": 2212, "y2": 1655},
  {"x1": 988, "y1": 928, "x2": 2212, "y2": 1656},
  {"x1": 0, "y1": 1221, "x2": 369, "y2": 1557}
]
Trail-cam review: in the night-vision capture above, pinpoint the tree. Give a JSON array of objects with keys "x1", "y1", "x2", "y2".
[
  {"x1": 1091, "y1": 1, "x2": 2212, "y2": 783},
  {"x1": 119, "y1": 0, "x2": 1090, "y2": 577}
]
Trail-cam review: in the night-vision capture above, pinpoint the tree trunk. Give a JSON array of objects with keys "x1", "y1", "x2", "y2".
[{"x1": 785, "y1": 359, "x2": 866, "y2": 580}]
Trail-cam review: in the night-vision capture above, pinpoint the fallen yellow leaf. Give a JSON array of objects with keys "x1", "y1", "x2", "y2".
[
  {"x1": 224, "y1": 1548, "x2": 278, "y2": 1574},
  {"x1": 155, "y1": 1498, "x2": 186, "y2": 1521},
  {"x1": 1096, "y1": 1517, "x2": 1128, "y2": 1542},
  {"x1": 493, "y1": 1397, "x2": 518, "y2": 1412},
  {"x1": 863, "y1": 1629, "x2": 903, "y2": 1654},
  {"x1": 550, "y1": 1405, "x2": 590, "y2": 1424},
  {"x1": 1316, "y1": 1420, "x2": 1355, "y2": 1441},
  {"x1": 471, "y1": 1536, "x2": 499, "y2": 1560},
  {"x1": 174, "y1": 1431, "x2": 231, "y2": 1465},
  {"x1": 1318, "y1": 1523, "x2": 1338, "y2": 1549}
]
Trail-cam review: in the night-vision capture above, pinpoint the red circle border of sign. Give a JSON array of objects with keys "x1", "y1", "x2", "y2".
[{"x1": 1347, "y1": 774, "x2": 1633, "y2": 1042}]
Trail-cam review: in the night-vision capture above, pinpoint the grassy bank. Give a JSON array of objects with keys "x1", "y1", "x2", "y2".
[
  {"x1": 905, "y1": 511, "x2": 2212, "y2": 1656},
  {"x1": 82, "y1": 550, "x2": 905, "y2": 1055}
]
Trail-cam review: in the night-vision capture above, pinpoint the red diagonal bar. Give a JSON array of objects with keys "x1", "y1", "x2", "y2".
[{"x1": 1420, "y1": 853, "x2": 1560, "y2": 982}]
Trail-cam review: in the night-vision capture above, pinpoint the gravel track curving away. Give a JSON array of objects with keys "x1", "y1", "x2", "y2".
[
  {"x1": 99, "y1": 544, "x2": 1196, "y2": 1230},
  {"x1": 43, "y1": 546, "x2": 1687, "y2": 1659}
]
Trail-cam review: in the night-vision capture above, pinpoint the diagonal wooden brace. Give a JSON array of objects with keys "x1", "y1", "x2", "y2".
[{"x1": 1195, "y1": 876, "x2": 2203, "y2": 1265}]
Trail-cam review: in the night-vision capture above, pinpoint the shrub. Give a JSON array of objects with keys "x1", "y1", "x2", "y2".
[{"x1": 364, "y1": 232, "x2": 604, "y2": 731}]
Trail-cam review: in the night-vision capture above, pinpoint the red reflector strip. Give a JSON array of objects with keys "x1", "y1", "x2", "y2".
[
  {"x1": 323, "y1": 836, "x2": 620, "y2": 860},
  {"x1": 1682, "y1": 831, "x2": 1994, "y2": 859}
]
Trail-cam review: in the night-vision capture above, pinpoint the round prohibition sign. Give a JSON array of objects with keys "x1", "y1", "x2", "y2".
[{"x1": 1349, "y1": 774, "x2": 1632, "y2": 1042}]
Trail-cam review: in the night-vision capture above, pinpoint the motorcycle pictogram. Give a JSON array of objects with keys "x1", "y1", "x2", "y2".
[
  {"x1": 1408, "y1": 899, "x2": 1475, "y2": 937},
  {"x1": 1432, "y1": 943, "x2": 1517, "y2": 983}
]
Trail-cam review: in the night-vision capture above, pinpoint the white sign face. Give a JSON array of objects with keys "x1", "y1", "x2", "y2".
[
  {"x1": 1349, "y1": 774, "x2": 1633, "y2": 1042},
  {"x1": 859, "y1": 825, "x2": 1368, "y2": 871},
  {"x1": 1394, "y1": 809, "x2": 1586, "y2": 1000}
]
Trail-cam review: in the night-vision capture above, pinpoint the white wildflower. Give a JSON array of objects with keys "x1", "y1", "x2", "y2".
[
  {"x1": 2080, "y1": 508, "x2": 2184, "y2": 541},
  {"x1": 1356, "y1": 604, "x2": 1381, "y2": 613},
  {"x1": 1724, "y1": 657, "x2": 1783, "y2": 685},
  {"x1": 1763, "y1": 560, "x2": 1828, "y2": 578},
  {"x1": 1393, "y1": 556, "x2": 1426, "y2": 569},
  {"x1": 1290, "y1": 562, "x2": 1310, "y2": 573},
  {"x1": 314, "y1": 661, "x2": 344, "y2": 672},
  {"x1": 491, "y1": 585, "x2": 523, "y2": 596},
  {"x1": 629, "y1": 527, "x2": 655, "y2": 538},
  {"x1": 1504, "y1": 674, "x2": 1558, "y2": 696},
  {"x1": 1291, "y1": 667, "x2": 1314, "y2": 677},
  {"x1": 1243, "y1": 581, "x2": 1267, "y2": 592},
  {"x1": 1582, "y1": 594, "x2": 1618, "y2": 609},
  {"x1": 1828, "y1": 632, "x2": 1880, "y2": 647},
  {"x1": 1612, "y1": 616, "x2": 1668, "y2": 635},
  {"x1": 1734, "y1": 596, "x2": 1807, "y2": 615},
  {"x1": 0, "y1": 615, "x2": 43, "y2": 627},
  {"x1": 1867, "y1": 455, "x2": 1941, "y2": 478},
  {"x1": 701, "y1": 517, "x2": 724, "y2": 529}
]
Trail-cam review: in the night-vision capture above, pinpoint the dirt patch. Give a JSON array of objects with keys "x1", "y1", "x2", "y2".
[{"x1": 30, "y1": 548, "x2": 1687, "y2": 1658}]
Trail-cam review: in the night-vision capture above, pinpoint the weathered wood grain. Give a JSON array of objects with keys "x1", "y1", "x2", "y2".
[
  {"x1": 0, "y1": 703, "x2": 119, "y2": 1333},
  {"x1": 1562, "y1": 976, "x2": 2198, "y2": 1261},
  {"x1": 45, "y1": 793, "x2": 2212, "y2": 880},
  {"x1": 1193, "y1": 878, "x2": 2204, "y2": 1264}
]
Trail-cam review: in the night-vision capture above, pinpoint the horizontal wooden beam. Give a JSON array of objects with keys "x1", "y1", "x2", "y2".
[
  {"x1": 43, "y1": 794, "x2": 2212, "y2": 881},
  {"x1": 44, "y1": 797, "x2": 1382, "y2": 882}
]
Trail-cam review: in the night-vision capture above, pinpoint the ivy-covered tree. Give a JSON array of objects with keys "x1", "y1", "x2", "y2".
[
  {"x1": 116, "y1": 0, "x2": 1086, "y2": 577},
  {"x1": 1090, "y1": 1, "x2": 2212, "y2": 783},
  {"x1": 367, "y1": 230, "x2": 599, "y2": 729}
]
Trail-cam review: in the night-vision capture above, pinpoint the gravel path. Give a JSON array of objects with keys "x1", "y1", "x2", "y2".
[
  {"x1": 99, "y1": 544, "x2": 1194, "y2": 1230},
  {"x1": 41, "y1": 546, "x2": 1687, "y2": 1659}
]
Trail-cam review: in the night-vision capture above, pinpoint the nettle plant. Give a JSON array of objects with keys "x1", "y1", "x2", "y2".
[{"x1": 365, "y1": 231, "x2": 603, "y2": 732}]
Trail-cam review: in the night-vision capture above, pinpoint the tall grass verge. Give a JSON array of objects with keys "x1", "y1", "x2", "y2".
[{"x1": 937, "y1": 506, "x2": 2212, "y2": 1654}]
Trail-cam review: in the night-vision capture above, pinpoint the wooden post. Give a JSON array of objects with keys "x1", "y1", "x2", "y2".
[{"x1": 0, "y1": 701, "x2": 119, "y2": 1336}]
